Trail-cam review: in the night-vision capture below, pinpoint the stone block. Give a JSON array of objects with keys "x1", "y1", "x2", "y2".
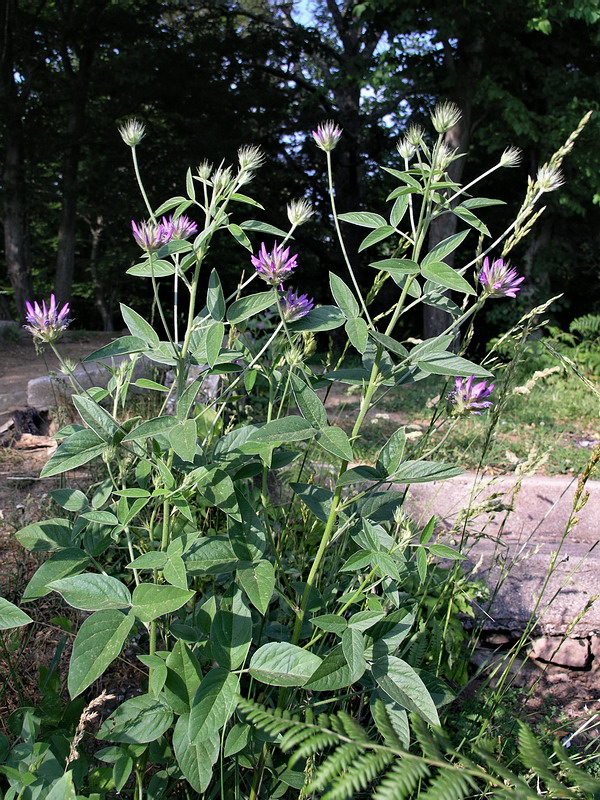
[{"x1": 530, "y1": 636, "x2": 590, "y2": 668}]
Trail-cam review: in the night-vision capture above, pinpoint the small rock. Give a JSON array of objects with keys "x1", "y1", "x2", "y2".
[
  {"x1": 530, "y1": 636, "x2": 590, "y2": 669},
  {"x1": 590, "y1": 634, "x2": 600, "y2": 671}
]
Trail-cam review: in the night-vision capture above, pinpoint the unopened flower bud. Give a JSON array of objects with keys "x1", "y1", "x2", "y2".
[
  {"x1": 430, "y1": 101, "x2": 461, "y2": 134},
  {"x1": 287, "y1": 199, "x2": 314, "y2": 227},
  {"x1": 500, "y1": 146, "x2": 522, "y2": 168},
  {"x1": 535, "y1": 164, "x2": 565, "y2": 193},
  {"x1": 118, "y1": 118, "x2": 145, "y2": 147},
  {"x1": 238, "y1": 145, "x2": 264, "y2": 172},
  {"x1": 312, "y1": 121, "x2": 343, "y2": 152},
  {"x1": 197, "y1": 160, "x2": 213, "y2": 180},
  {"x1": 406, "y1": 124, "x2": 424, "y2": 147},
  {"x1": 396, "y1": 138, "x2": 416, "y2": 161}
]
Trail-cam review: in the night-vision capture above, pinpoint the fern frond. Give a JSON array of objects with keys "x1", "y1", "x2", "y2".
[
  {"x1": 338, "y1": 710, "x2": 370, "y2": 742},
  {"x1": 417, "y1": 766, "x2": 477, "y2": 800},
  {"x1": 371, "y1": 698, "x2": 405, "y2": 750},
  {"x1": 407, "y1": 627, "x2": 428, "y2": 668},
  {"x1": 307, "y1": 743, "x2": 363, "y2": 793},
  {"x1": 570, "y1": 313, "x2": 600, "y2": 338},
  {"x1": 320, "y1": 750, "x2": 396, "y2": 800},
  {"x1": 553, "y1": 740, "x2": 600, "y2": 794},
  {"x1": 517, "y1": 722, "x2": 578, "y2": 797},
  {"x1": 372, "y1": 758, "x2": 430, "y2": 800},
  {"x1": 290, "y1": 732, "x2": 340, "y2": 764}
]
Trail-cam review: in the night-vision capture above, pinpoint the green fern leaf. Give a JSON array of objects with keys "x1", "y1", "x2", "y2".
[{"x1": 372, "y1": 758, "x2": 430, "y2": 800}]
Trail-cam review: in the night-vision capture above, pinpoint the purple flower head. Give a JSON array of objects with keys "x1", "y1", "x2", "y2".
[
  {"x1": 280, "y1": 288, "x2": 314, "y2": 323},
  {"x1": 24, "y1": 294, "x2": 71, "y2": 344},
  {"x1": 479, "y1": 257, "x2": 524, "y2": 299},
  {"x1": 160, "y1": 214, "x2": 197, "y2": 241},
  {"x1": 448, "y1": 375, "x2": 494, "y2": 415},
  {"x1": 251, "y1": 242, "x2": 298, "y2": 287},
  {"x1": 312, "y1": 121, "x2": 343, "y2": 152},
  {"x1": 131, "y1": 219, "x2": 172, "y2": 252}
]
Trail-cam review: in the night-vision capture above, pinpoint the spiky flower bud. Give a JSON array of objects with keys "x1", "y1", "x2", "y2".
[
  {"x1": 430, "y1": 101, "x2": 461, "y2": 134},
  {"x1": 287, "y1": 199, "x2": 314, "y2": 227},
  {"x1": 535, "y1": 164, "x2": 565, "y2": 193},
  {"x1": 406, "y1": 124, "x2": 424, "y2": 147},
  {"x1": 238, "y1": 145, "x2": 264, "y2": 172},
  {"x1": 197, "y1": 160, "x2": 213, "y2": 181},
  {"x1": 312, "y1": 121, "x2": 343, "y2": 152},
  {"x1": 118, "y1": 118, "x2": 145, "y2": 147},
  {"x1": 500, "y1": 146, "x2": 522, "y2": 168},
  {"x1": 396, "y1": 137, "x2": 416, "y2": 161}
]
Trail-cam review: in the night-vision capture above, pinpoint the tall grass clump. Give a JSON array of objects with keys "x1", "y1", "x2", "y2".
[{"x1": 1, "y1": 107, "x2": 598, "y2": 799}]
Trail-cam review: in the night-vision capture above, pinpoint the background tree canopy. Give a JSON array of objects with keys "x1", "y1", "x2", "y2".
[{"x1": 1, "y1": 0, "x2": 599, "y2": 341}]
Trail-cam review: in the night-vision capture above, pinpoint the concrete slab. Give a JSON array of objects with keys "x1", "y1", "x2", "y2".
[{"x1": 403, "y1": 473, "x2": 600, "y2": 636}]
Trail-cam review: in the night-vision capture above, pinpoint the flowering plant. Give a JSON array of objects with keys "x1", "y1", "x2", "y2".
[{"x1": 4, "y1": 110, "x2": 588, "y2": 799}]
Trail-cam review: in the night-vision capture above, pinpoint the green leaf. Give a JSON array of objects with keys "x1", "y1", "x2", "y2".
[
  {"x1": 164, "y1": 641, "x2": 203, "y2": 715},
  {"x1": 132, "y1": 585, "x2": 194, "y2": 623},
  {"x1": 83, "y1": 335, "x2": 147, "y2": 361},
  {"x1": 120, "y1": 304, "x2": 160, "y2": 347},
  {"x1": 226, "y1": 291, "x2": 275, "y2": 324},
  {"x1": 358, "y1": 226, "x2": 395, "y2": 252},
  {"x1": 205, "y1": 320, "x2": 224, "y2": 368},
  {"x1": 46, "y1": 772, "x2": 77, "y2": 800},
  {"x1": 289, "y1": 483, "x2": 334, "y2": 522},
  {"x1": 376, "y1": 692, "x2": 410, "y2": 748},
  {"x1": 126, "y1": 552, "x2": 168, "y2": 570},
  {"x1": 188, "y1": 667, "x2": 239, "y2": 741},
  {"x1": 420, "y1": 261, "x2": 475, "y2": 295},
  {"x1": 310, "y1": 614, "x2": 348, "y2": 634},
  {"x1": 422, "y1": 283, "x2": 462, "y2": 316},
  {"x1": 228, "y1": 223, "x2": 253, "y2": 251},
  {"x1": 421, "y1": 230, "x2": 470, "y2": 267},
  {"x1": 98, "y1": 694, "x2": 173, "y2": 743},
  {"x1": 50, "y1": 488, "x2": 89, "y2": 512},
  {"x1": 224, "y1": 722, "x2": 250, "y2": 757},
  {"x1": 195, "y1": 467, "x2": 240, "y2": 520},
  {"x1": 290, "y1": 373, "x2": 328, "y2": 428},
  {"x1": 342, "y1": 627, "x2": 367, "y2": 683},
  {"x1": 369, "y1": 331, "x2": 409, "y2": 358},
  {"x1": 329, "y1": 273, "x2": 359, "y2": 317},
  {"x1": 348, "y1": 610, "x2": 385, "y2": 631},
  {"x1": 236, "y1": 560, "x2": 275, "y2": 615},
  {"x1": 0, "y1": 597, "x2": 33, "y2": 629},
  {"x1": 390, "y1": 459, "x2": 463, "y2": 483},
  {"x1": 22, "y1": 548, "x2": 89, "y2": 601},
  {"x1": 135, "y1": 378, "x2": 169, "y2": 392},
  {"x1": 163, "y1": 554, "x2": 188, "y2": 589},
  {"x1": 68, "y1": 609, "x2": 135, "y2": 697},
  {"x1": 127, "y1": 258, "x2": 176, "y2": 278},
  {"x1": 211, "y1": 586, "x2": 252, "y2": 669},
  {"x1": 231, "y1": 193, "x2": 263, "y2": 208},
  {"x1": 378, "y1": 428, "x2": 406, "y2": 475},
  {"x1": 337, "y1": 211, "x2": 387, "y2": 228},
  {"x1": 416, "y1": 352, "x2": 493, "y2": 378},
  {"x1": 49, "y1": 574, "x2": 131, "y2": 611},
  {"x1": 121, "y1": 416, "x2": 178, "y2": 442},
  {"x1": 207, "y1": 269, "x2": 225, "y2": 321},
  {"x1": 40, "y1": 429, "x2": 106, "y2": 478},
  {"x1": 315, "y1": 426, "x2": 354, "y2": 462},
  {"x1": 250, "y1": 416, "x2": 317, "y2": 444},
  {"x1": 304, "y1": 645, "x2": 355, "y2": 691},
  {"x1": 345, "y1": 317, "x2": 368, "y2": 353},
  {"x1": 249, "y1": 642, "x2": 322, "y2": 686},
  {"x1": 390, "y1": 194, "x2": 409, "y2": 227},
  {"x1": 366, "y1": 608, "x2": 416, "y2": 655},
  {"x1": 72, "y1": 395, "x2": 120, "y2": 443},
  {"x1": 452, "y1": 205, "x2": 491, "y2": 236},
  {"x1": 240, "y1": 219, "x2": 287, "y2": 237},
  {"x1": 288, "y1": 305, "x2": 345, "y2": 332},
  {"x1": 173, "y1": 714, "x2": 219, "y2": 793},
  {"x1": 428, "y1": 543, "x2": 466, "y2": 560},
  {"x1": 372, "y1": 656, "x2": 440, "y2": 726},
  {"x1": 184, "y1": 536, "x2": 239, "y2": 575},
  {"x1": 369, "y1": 258, "x2": 420, "y2": 276},
  {"x1": 168, "y1": 419, "x2": 197, "y2": 463},
  {"x1": 15, "y1": 517, "x2": 74, "y2": 552}
]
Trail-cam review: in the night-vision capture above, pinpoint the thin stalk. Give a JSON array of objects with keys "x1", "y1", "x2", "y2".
[
  {"x1": 131, "y1": 146, "x2": 155, "y2": 221},
  {"x1": 325, "y1": 151, "x2": 372, "y2": 326}
]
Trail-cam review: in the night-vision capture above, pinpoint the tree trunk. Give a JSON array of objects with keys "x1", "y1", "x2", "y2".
[
  {"x1": 87, "y1": 216, "x2": 114, "y2": 331},
  {"x1": 54, "y1": 64, "x2": 89, "y2": 305}
]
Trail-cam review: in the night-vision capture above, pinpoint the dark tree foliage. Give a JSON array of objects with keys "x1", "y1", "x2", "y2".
[{"x1": 0, "y1": 0, "x2": 598, "y2": 333}]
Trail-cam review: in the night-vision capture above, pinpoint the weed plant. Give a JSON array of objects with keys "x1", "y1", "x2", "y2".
[{"x1": 0, "y1": 109, "x2": 598, "y2": 799}]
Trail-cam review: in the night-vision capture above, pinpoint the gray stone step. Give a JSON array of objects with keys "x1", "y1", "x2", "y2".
[{"x1": 403, "y1": 473, "x2": 600, "y2": 636}]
